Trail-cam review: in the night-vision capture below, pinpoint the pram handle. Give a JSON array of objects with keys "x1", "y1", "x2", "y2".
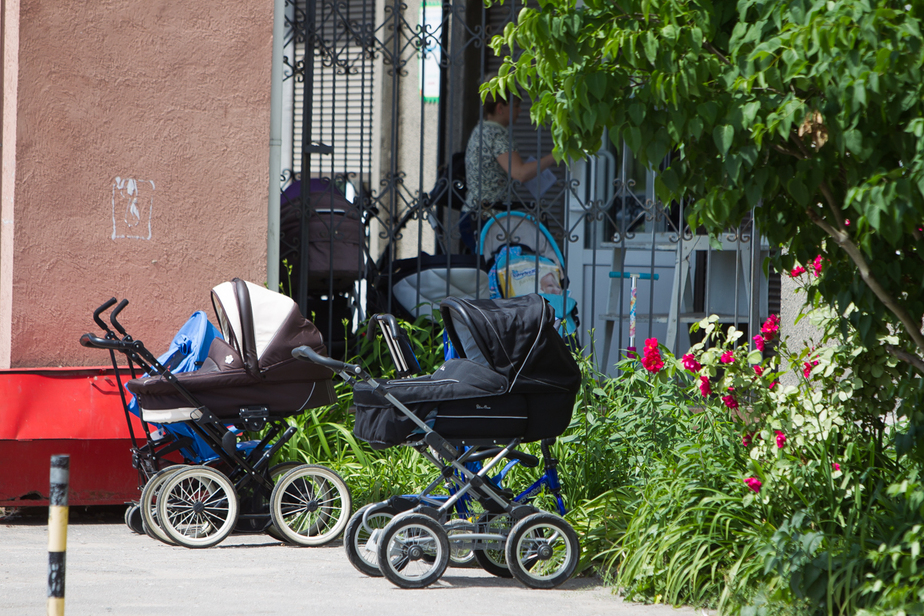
[
  {"x1": 110, "y1": 299, "x2": 130, "y2": 335},
  {"x1": 80, "y1": 332, "x2": 127, "y2": 351},
  {"x1": 93, "y1": 297, "x2": 118, "y2": 331},
  {"x1": 291, "y1": 345, "x2": 362, "y2": 376}
]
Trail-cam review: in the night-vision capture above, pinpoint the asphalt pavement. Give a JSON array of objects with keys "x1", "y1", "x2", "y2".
[{"x1": 0, "y1": 506, "x2": 705, "y2": 616}]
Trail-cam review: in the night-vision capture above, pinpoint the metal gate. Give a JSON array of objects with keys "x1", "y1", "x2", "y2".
[{"x1": 280, "y1": 0, "x2": 775, "y2": 371}]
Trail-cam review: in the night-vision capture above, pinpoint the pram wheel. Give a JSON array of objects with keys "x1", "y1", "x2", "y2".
[
  {"x1": 377, "y1": 513, "x2": 450, "y2": 589},
  {"x1": 504, "y1": 513, "x2": 579, "y2": 589},
  {"x1": 269, "y1": 464, "x2": 351, "y2": 546},
  {"x1": 344, "y1": 503, "x2": 399, "y2": 576},
  {"x1": 156, "y1": 466, "x2": 240, "y2": 549},
  {"x1": 472, "y1": 513, "x2": 513, "y2": 578},
  {"x1": 140, "y1": 464, "x2": 188, "y2": 545},
  {"x1": 265, "y1": 461, "x2": 305, "y2": 542},
  {"x1": 446, "y1": 518, "x2": 476, "y2": 567},
  {"x1": 124, "y1": 504, "x2": 144, "y2": 534}
]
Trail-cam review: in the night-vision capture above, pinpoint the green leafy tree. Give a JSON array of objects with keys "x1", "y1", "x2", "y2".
[{"x1": 487, "y1": 0, "x2": 924, "y2": 375}]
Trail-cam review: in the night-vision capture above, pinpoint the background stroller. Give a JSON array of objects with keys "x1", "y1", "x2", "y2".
[
  {"x1": 480, "y1": 210, "x2": 579, "y2": 336},
  {"x1": 81, "y1": 278, "x2": 353, "y2": 548},
  {"x1": 294, "y1": 294, "x2": 582, "y2": 588}
]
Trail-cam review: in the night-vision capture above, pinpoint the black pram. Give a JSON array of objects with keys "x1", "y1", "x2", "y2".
[
  {"x1": 293, "y1": 293, "x2": 582, "y2": 589},
  {"x1": 352, "y1": 294, "x2": 580, "y2": 449}
]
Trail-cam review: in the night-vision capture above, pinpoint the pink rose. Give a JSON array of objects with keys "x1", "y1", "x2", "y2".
[
  {"x1": 681, "y1": 353, "x2": 702, "y2": 372},
  {"x1": 753, "y1": 365, "x2": 764, "y2": 377},
  {"x1": 775, "y1": 431, "x2": 786, "y2": 448},
  {"x1": 744, "y1": 477, "x2": 762, "y2": 493},
  {"x1": 722, "y1": 393, "x2": 739, "y2": 410},
  {"x1": 812, "y1": 255, "x2": 823, "y2": 278},
  {"x1": 832, "y1": 463, "x2": 840, "y2": 471},
  {"x1": 790, "y1": 265, "x2": 806, "y2": 277},
  {"x1": 641, "y1": 338, "x2": 664, "y2": 373},
  {"x1": 803, "y1": 359, "x2": 819, "y2": 378},
  {"x1": 761, "y1": 315, "x2": 780, "y2": 342},
  {"x1": 742, "y1": 432, "x2": 753, "y2": 447},
  {"x1": 753, "y1": 335, "x2": 765, "y2": 351},
  {"x1": 720, "y1": 350, "x2": 735, "y2": 364},
  {"x1": 699, "y1": 376, "x2": 712, "y2": 396}
]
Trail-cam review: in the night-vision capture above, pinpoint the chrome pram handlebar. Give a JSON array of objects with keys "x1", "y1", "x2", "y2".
[{"x1": 291, "y1": 345, "x2": 362, "y2": 376}]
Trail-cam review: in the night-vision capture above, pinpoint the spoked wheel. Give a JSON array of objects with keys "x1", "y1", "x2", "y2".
[
  {"x1": 344, "y1": 503, "x2": 398, "y2": 576},
  {"x1": 472, "y1": 513, "x2": 512, "y2": 578},
  {"x1": 269, "y1": 464, "x2": 351, "y2": 546},
  {"x1": 124, "y1": 504, "x2": 144, "y2": 534},
  {"x1": 140, "y1": 465, "x2": 187, "y2": 545},
  {"x1": 446, "y1": 518, "x2": 476, "y2": 568},
  {"x1": 156, "y1": 466, "x2": 239, "y2": 549},
  {"x1": 505, "y1": 513, "x2": 579, "y2": 589},
  {"x1": 265, "y1": 462, "x2": 304, "y2": 541},
  {"x1": 377, "y1": 513, "x2": 450, "y2": 589}
]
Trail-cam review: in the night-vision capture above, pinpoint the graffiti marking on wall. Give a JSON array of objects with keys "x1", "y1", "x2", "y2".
[{"x1": 111, "y1": 177, "x2": 155, "y2": 240}]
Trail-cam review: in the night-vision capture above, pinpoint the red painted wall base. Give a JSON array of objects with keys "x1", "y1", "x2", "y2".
[
  {"x1": 0, "y1": 367, "x2": 146, "y2": 507},
  {"x1": 0, "y1": 438, "x2": 141, "y2": 506}
]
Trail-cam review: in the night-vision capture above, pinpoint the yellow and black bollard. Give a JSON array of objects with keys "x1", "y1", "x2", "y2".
[{"x1": 47, "y1": 454, "x2": 69, "y2": 616}]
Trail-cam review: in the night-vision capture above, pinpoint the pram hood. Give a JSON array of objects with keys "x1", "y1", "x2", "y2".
[
  {"x1": 210, "y1": 278, "x2": 321, "y2": 377},
  {"x1": 440, "y1": 294, "x2": 581, "y2": 396}
]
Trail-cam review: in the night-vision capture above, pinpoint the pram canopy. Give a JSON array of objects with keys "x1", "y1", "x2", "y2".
[
  {"x1": 352, "y1": 294, "x2": 580, "y2": 449},
  {"x1": 440, "y1": 295, "x2": 579, "y2": 395},
  {"x1": 127, "y1": 279, "x2": 336, "y2": 423}
]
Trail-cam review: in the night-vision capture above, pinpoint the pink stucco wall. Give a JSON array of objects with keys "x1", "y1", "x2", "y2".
[{"x1": 7, "y1": 0, "x2": 272, "y2": 367}]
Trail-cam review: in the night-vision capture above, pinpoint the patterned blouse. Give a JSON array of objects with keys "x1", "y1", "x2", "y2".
[{"x1": 463, "y1": 120, "x2": 519, "y2": 212}]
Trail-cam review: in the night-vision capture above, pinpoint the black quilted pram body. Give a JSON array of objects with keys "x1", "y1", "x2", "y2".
[{"x1": 352, "y1": 294, "x2": 580, "y2": 449}]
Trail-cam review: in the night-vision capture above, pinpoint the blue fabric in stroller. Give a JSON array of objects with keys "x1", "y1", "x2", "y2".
[
  {"x1": 479, "y1": 211, "x2": 578, "y2": 335},
  {"x1": 125, "y1": 311, "x2": 259, "y2": 464}
]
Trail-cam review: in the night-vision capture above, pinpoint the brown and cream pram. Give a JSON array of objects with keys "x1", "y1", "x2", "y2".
[{"x1": 81, "y1": 278, "x2": 352, "y2": 548}]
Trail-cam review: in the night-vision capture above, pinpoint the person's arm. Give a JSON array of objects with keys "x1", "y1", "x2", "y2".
[{"x1": 495, "y1": 151, "x2": 557, "y2": 183}]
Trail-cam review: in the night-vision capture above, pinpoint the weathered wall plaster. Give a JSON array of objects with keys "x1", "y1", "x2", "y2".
[{"x1": 6, "y1": 0, "x2": 273, "y2": 367}]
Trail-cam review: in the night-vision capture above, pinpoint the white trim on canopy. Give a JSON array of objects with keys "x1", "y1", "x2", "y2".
[{"x1": 211, "y1": 280, "x2": 297, "y2": 362}]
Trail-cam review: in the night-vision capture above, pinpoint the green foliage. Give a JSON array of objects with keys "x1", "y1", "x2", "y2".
[
  {"x1": 487, "y1": 0, "x2": 924, "y2": 377},
  {"x1": 273, "y1": 313, "x2": 451, "y2": 507},
  {"x1": 275, "y1": 301, "x2": 922, "y2": 614}
]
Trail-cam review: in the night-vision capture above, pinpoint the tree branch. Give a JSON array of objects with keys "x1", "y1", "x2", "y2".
[
  {"x1": 885, "y1": 344, "x2": 924, "y2": 374},
  {"x1": 703, "y1": 41, "x2": 731, "y2": 66},
  {"x1": 805, "y1": 207, "x2": 924, "y2": 372},
  {"x1": 817, "y1": 181, "x2": 845, "y2": 229},
  {"x1": 771, "y1": 143, "x2": 804, "y2": 159}
]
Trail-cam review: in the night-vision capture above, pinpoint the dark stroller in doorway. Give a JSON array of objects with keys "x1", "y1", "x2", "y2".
[
  {"x1": 293, "y1": 294, "x2": 582, "y2": 588},
  {"x1": 80, "y1": 278, "x2": 352, "y2": 548}
]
